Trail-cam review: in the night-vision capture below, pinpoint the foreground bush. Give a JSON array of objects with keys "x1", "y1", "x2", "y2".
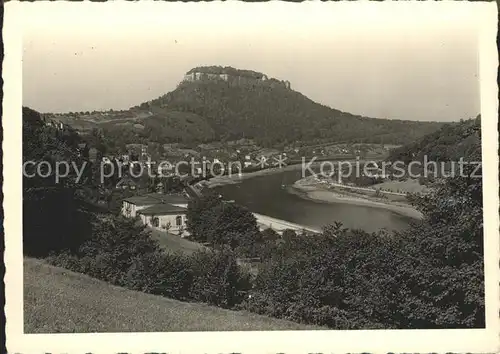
[
  {"x1": 189, "y1": 248, "x2": 252, "y2": 308},
  {"x1": 46, "y1": 216, "x2": 252, "y2": 309},
  {"x1": 242, "y1": 227, "x2": 400, "y2": 329},
  {"x1": 46, "y1": 217, "x2": 161, "y2": 285},
  {"x1": 125, "y1": 252, "x2": 193, "y2": 300}
]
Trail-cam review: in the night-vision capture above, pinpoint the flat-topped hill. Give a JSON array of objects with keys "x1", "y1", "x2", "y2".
[
  {"x1": 184, "y1": 65, "x2": 291, "y2": 89},
  {"x1": 44, "y1": 65, "x2": 446, "y2": 148},
  {"x1": 149, "y1": 67, "x2": 444, "y2": 146}
]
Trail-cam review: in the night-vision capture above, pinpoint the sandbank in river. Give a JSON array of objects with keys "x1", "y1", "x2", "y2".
[{"x1": 290, "y1": 177, "x2": 423, "y2": 220}]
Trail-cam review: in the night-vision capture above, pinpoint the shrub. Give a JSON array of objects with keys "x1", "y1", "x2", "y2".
[
  {"x1": 47, "y1": 216, "x2": 164, "y2": 286},
  {"x1": 186, "y1": 194, "x2": 260, "y2": 246},
  {"x1": 188, "y1": 248, "x2": 252, "y2": 308},
  {"x1": 125, "y1": 252, "x2": 193, "y2": 300}
]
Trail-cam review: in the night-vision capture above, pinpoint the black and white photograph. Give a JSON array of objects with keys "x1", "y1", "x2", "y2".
[{"x1": 4, "y1": 1, "x2": 499, "y2": 352}]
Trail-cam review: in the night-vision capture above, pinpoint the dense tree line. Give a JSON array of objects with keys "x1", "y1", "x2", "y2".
[{"x1": 185, "y1": 192, "x2": 279, "y2": 257}]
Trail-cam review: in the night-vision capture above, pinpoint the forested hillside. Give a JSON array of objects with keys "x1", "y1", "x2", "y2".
[
  {"x1": 388, "y1": 115, "x2": 481, "y2": 163},
  {"x1": 147, "y1": 76, "x2": 444, "y2": 146},
  {"x1": 99, "y1": 110, "x2": 216, "y2": 148}
]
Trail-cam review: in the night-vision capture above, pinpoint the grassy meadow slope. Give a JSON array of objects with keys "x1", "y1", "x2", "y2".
[{"x1": 24, "y1": 258, "x2": 321, "y2": 332}]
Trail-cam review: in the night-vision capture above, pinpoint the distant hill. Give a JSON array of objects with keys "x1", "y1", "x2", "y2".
[
  {"x1": 47, "y1": 66, "x2": 446, "y2": 148},
  {"x1": 142, "y1": 66, "x2": 444, "y2": 146},
  {"x1": 387, "y1": 115, "x2": 481, "y2": 163},
  {"x1": 24, "y1": 258, "x2": 320, "y2": 332}
]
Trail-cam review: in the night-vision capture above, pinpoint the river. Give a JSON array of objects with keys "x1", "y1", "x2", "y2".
[{"x1": 214, "y1": 169, "x2": 413, "y2": 233}]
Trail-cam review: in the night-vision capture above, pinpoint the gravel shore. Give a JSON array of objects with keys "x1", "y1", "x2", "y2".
[{"x1": 291, "y1": 177, "x2": 423, "y2": 220}]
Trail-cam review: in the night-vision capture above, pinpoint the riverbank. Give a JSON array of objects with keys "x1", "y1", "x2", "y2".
[
  {"x1": 202, "y1": 159, "x2": 365, "y2": 188},
  {"x1": 203, "y1": 163, "x2": 308, "y2": 188},
  {"x1": 290, "y1": 176, "x2": 423, "y2": 220}
]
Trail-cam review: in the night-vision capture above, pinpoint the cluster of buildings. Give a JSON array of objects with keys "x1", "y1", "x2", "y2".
[{"x1": 44, "y1": 119, "x2": 66, "y2": 131}]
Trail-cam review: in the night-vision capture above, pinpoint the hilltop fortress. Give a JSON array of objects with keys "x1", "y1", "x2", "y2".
[{"x1": 183, "y1": 66, "x2": 291, "y2": 90}]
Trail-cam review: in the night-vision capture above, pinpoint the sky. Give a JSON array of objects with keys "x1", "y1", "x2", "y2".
[{"x1": 21, "y1": 1, "x2": 486, "y2": 122}]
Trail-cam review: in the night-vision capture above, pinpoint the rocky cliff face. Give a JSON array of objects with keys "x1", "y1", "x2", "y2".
[{"x1": 183, "y1": 66, "x2": 291, "y2": 90}]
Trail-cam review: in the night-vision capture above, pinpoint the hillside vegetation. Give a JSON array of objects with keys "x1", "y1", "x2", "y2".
[
  {"x1": 148, "y1": 78, "x2": 444, "y2": 146},
  {"x1": 24, "y1": 258, "x2": 320, "y2": 332},
  {"x1": 388, "y1": 115, "x2": 481, "y2": 163},
  {"x1": 100, "y1": 110, "x2": 216, "y2": 146}
]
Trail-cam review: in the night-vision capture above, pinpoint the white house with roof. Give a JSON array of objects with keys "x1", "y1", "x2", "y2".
[
  {"x1": 121, "y1": 193, "x2": 190, "y2": 236},
  {"x1": 115, "y1": 176, "x2": 137, "y2": 190},
  {"x1": 138, "y1": 203, "x2": 188, "y2": 235}
]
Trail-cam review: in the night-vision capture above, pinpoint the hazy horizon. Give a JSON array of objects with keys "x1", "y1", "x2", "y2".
[{"x1": 22, "y1": 2, "x2": 483, "y2": 122}]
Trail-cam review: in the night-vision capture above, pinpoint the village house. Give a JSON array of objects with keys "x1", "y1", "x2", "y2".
[
  {"x1": 77, "y1": 143, "x2": 89, "y2": 158},
  {"x1": 143, "y1": 156, "x2": 155, "y2": 170},
  {"x1": 121, "y1": 154, "x2": 130, "y2": 165},
  {"x1": 45, "y1": 118, "x2": 65, "y2": 131},
  {"x1": 157, "y1": 161, "x2": 175, "y2": 176},
  {"x1": 154, "y1": 181, "x2": 164, "y2": 193},
  {"x1": 194, "y1": 166, "x2": 203, "y2": 175},
  {"x1": 115, "y1": 176, "x2": 137, "y2": 190},
  {"x1": 129, "y1": 161, "x2": 142, "y2": 170},
  {"x1": 244, "y1": 155, "x2": 253, "y2": 168},
  {"x1": 140, "y1": 145, "x2": 149, "y2": 160},
  {"x1": 89, "y1": 148, "x2": 98, "y2": 162}
]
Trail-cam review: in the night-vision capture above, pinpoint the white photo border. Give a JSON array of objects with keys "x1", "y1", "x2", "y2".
[{"x1": 4, "y1": 1, "x2": 499, "y2": 353}]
